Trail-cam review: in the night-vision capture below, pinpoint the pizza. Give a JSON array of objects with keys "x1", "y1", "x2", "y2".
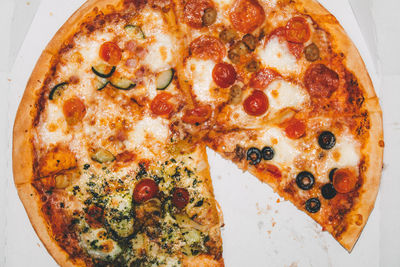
[{"x1": 12, "y1": 0, "x2": 383, "y2": 266}]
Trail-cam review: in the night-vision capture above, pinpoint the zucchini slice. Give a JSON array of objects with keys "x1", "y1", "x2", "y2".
[
  {"x1": 91, "y1": 148, "x2": 115, "y2": 163},
  {"x1": 156, "y1": 68, "x2": 174, "y2": 90},
  {"x1": 110, "y1": 76, "x2": 136, "y2": 90},
  {"x1": 49, "y1": 82, "x2": 68, "y2": 100},
  {"x1": 96, "y1": 79, "x2": 109, "y2": 91},
  {"x1": 91, "y1": 65, "x2": 116, "y2": 78},
  {"x1": 124, "y1": 25, "x2": 145, "y2": 39}
]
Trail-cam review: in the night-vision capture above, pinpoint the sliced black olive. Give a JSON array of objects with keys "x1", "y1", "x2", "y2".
[
  {"x1": 202, "y1": 7, "x2": 217, "y2": 27},
  {"x1": 296, "y1": 171, "x2": 315, "y2": 190},
  {"x1": 329, "y1": 168, "x2": 338, "y2": 182},
  {"x1": 246, "y1": 60, "x2": 260, "y2": 72},
  {"x1": 49, "y1": 82, "x2": 68, "y2": 100},
  {"x1": 247, "y1": 147, "x2": 262, "y2": 165},
  {"x1": 304, "y1": 43, "x2": 320, "y2": 62},
  {"x1": 228, "y1": 84, "x2": 242, "y2": 105},
  {"x1": 321, "y1": 184, "x2": 337, "y2": 200},
  {"x1": 219, "y1": 28, "x2": 237, "y2": 43},
  {"x1": 261, "y1": 146, "x2": 274, "y2": 161},
  {"x1": 318, "y1": 131, "x2": 336, "y2": 150},
  {"x1": 242, "y1": 34, "x2": 257, "y2": 51},
  {"x1": 305, "y1": 198, "x2": 321, "y2": 213}
]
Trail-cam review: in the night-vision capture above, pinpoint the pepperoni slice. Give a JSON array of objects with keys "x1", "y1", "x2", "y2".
[
  {"x1": 183, "y1": 0, "x2": 214, "y2": 28},
  {"x1": 332, "y1": 168, "x2": 358, "y2": 194},
  {"x1": 287, "y1": 42, "x2": 304, "y2": 59},
  {"x1": 150, "y1": 92, "x2": 174, "y2": 116},
  {"x1": 189, "y1": 35, "x2": 226, "y2": 62},
  {"x1": 182, "y1": 105, "x2": 212, "y2": 124},
  {"x1": 256, "y1": 163, "x2": 282, "y2": 179},
  {"x1": 304, "y1": 64, "x2": 339, "y2": 98},
  {"x1": 116, "y1": 151, "x2": 137, "y2": 163},
  {"x1": 85, "y1": 205, "x2": 103, "y2": 228},
  {"x1": 243, "y1": 90, "x2": 269, "y2": 116},
  {"x1": 99, "y1": 42, "x2": 122, "y2": 65},
  {"x1": 230, "y1": 0, "x2": 265, "y2": 33},
  {"x1": 63, "y1": 97, "x2": 86, "y2": 126},
  {"x1": 284, "y1": 118, "x2": 306, "y2": 139},
  {"x1": 212, "y1": 62, "x2": 237, "y2": 88},
  {"x1": 249, "y1": 68, "x2": 280, "y2": 90},
  {"x1": 285, "y1": 17, "x2": 311, "y2": 44}
]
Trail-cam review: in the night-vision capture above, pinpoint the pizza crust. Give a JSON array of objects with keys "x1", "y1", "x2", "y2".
[
  {"x1": 13, "y1": 0, "x2": 127, "y2": 265},
  {"x1": 16, "y1": 183, "x2": 86, "y2": 266},
  {"x1": 336, "y1": 99, "x2": 383, "y2": 251},
  {"x1": 295, "y1": 0, "x2": 383, "y2": 251}
]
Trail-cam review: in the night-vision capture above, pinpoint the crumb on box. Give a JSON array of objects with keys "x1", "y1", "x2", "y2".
[
  {"x1": 257, "y1": 221, "x2": 264, "y2": 230},
  {"x1": 50, "y1": 12, "x2": 53, "y2": 16}
]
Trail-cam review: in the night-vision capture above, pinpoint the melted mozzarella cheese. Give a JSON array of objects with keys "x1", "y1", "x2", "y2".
[
  {"x1": 314, "y1": 131, "x2": 361, "y2": 183},
  {"x1": 266, "y1": 80, "x2": 309, "y2": 113},
  {"x1": 186, "y1": 58, "x2": 215, "y2": 103},
  {"x1": 80, "y1": 228, "x2": 122, "y2": 260},
  {"x1": 257, "y1": 36, "x2": 300, "y2": 74},
  {"x1": 37, "y1": 103, "x2": 69, "y2": 145},
  {"x1": 329, "y1": 134, "x2": 361, "y2": 168},
  {"x1": 258, "y1": 127, "x2": 300, "y2": 165},
  {"x1": 143, "y1": 33, "x2": 174, "y2": 72},
  {"x1": 126, "y1": 117, "x2": 169, "y2": 147}
]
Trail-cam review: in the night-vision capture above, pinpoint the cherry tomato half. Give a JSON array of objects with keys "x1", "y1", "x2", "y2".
[
  {"x1": 133, "y1": 179, "x2": 159, "y2": 203},
  {"x1": 172, "y1": 187, "x2": 190, "y2": 209},
  {"x1": 212, "y1": 62, "x2": 237, "y2": 88},
  {"x1": 284, "y1": 118, "x2": 306, "y2": 139},
  {"x1": 150, "y1": 92, "x2": 174, "y2": 116},
  {"x1": 285, "y1": 17, "x2": 311, "y2": 44},
  {"x1": 333, "y1": 168, "x2": 358, "y2": 194},
  {"x1": 182, "y1": 105, "x2": 212, "y2": 124},
  {"x1": 99, "y1": 41, "x2": 122, "y2": 65},
  {"x1": 243, "y1": 90, "x2": 269, "y2": 116},
  {"x1": 63, "y1": 97, "x2": 86, "y2": 126}
]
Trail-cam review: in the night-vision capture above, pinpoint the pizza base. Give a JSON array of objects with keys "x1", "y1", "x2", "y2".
[
  {"x1": 294, "y1": 0, "x2": 383, "y2": 251},
  {"x1": 12, "y1": 0, "x2": 383, "y2": 265}
]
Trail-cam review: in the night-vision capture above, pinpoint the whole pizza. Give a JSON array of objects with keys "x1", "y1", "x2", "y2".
[{"x1": 13, "y1": 0, "x2": 384, "y2": 265}]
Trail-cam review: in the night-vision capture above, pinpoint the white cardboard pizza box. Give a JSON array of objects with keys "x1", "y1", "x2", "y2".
[{"x1": 3, "y1": 0, "x2": 384, "y2": 266}]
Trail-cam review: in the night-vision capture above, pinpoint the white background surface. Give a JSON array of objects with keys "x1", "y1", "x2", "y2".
[{"x1": 0, "y1": 0, "x2": 399, "y2": 266}]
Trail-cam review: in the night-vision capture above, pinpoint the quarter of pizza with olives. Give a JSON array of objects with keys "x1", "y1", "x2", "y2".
[{"x1": 13, "y1": 0, "x2": 383, "y2": 265}]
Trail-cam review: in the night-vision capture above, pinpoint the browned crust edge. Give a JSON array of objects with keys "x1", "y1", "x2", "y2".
[
  {"x1": 293, "y1": 0, "x2": 383, "y2": 252},
  {"x1": 12, "y1": 0, "x2": 124, "y2": 266}
]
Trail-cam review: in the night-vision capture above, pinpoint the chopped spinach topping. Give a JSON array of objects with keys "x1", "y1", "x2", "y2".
[{"x1": 194, "y1": 199, "x2": 204, "y2": 207}]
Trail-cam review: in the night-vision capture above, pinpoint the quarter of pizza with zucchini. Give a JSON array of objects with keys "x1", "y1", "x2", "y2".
[{"x1": 13, "y1": 0, "x2": 383, "y2": 265}]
